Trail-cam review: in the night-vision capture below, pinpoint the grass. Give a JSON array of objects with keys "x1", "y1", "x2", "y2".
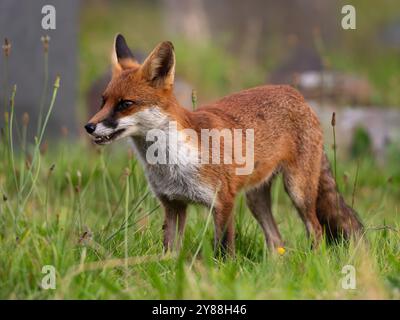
[{"x1": 0, "y1": 114, "x2": 399, "y2": 298}]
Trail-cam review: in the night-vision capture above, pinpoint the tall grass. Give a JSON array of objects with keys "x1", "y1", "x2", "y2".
[{"x1": 37, "y1": 35, "x2": 50, "y2": 136}]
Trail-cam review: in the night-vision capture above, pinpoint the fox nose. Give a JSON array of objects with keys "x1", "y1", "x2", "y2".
[{"x1": 84, "y1": 123, "x2": 96, "y2": 134}]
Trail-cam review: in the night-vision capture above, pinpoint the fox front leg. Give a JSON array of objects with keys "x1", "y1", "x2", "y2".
[
  {"x1": 161, "y1": 198, "x2": 187, "y2": 252},
  {"x1": 213, "y1": 201, "x2": 235, "y2": 257}
]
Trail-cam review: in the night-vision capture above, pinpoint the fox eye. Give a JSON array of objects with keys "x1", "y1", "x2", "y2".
[{"x1": 116, "y1": 100, "x2": 134, "y2": 112}]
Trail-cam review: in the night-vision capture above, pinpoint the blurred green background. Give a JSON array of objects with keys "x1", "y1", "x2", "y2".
[{"x1": 79, "y1": 0, "x2": 400, "y2": 111}]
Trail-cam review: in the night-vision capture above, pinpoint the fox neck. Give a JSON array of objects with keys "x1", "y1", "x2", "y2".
[
  {"x1": 132, "y1": 95, "x2": 195, "y2": 136},
  {"x1": 129, "y1": 97, "x2": 198, "y2": 163},
  {"x1": 162, "y1": 96, "x2": 194, "y2": 130}
]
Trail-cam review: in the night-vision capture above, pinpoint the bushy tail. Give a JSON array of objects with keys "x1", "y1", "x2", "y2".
[{"x1": 316, "y1": 152, "x2": 363, "y2": 242}]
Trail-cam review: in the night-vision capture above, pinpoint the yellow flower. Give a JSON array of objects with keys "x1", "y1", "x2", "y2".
[{"x1": 277, "y1": 247, "x2": 286, "y2": 256}]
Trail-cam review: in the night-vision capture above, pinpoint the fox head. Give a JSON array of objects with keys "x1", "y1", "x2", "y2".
[{"x1": 85, "y1": 34, "x2": 176, "y2": 145}]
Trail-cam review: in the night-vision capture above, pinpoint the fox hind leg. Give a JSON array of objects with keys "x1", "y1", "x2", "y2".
[
  {"x1": 246, "y1": 180, "x2": 284, "y2": 250},
  {"x1": 283, "y1": 164, "x2": 323, "y2": 247}
]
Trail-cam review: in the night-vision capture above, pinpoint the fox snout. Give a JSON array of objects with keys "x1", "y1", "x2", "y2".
[
  {"x1": 84, "y1": 123, "x2": 96, "y2": 134},
  {"x1": 84, "y1": 119, "x2": 127, "y2": 145}
]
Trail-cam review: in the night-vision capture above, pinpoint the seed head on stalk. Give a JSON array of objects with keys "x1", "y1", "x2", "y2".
[
  {"x1": 331, "y1": 112, "x2": 337, "y2": 183},
  {"x1": 2, "y1": 38, "x2": 11, "y2": 57},
  {"x1": 41, "y1": 35, "x2": 50, "y2": 53},
  {"x1": 2, "y1": 38, "x2": 11, "y2": 116},
  {"x1": 191, "y1": 89, "x2": 197, "y2": 110},
  {"x1": 22, "y1": 112, "x2": 30, "y2": 127}
]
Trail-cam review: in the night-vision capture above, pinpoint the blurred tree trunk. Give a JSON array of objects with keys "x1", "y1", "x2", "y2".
[{"x1": 162, "y1": 0, "x2": 210, "y2": 43}]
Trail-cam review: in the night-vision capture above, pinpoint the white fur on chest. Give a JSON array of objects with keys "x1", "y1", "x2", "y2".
[{"x1": 128, "y1": 108, "x2": 214, "y2": 206}]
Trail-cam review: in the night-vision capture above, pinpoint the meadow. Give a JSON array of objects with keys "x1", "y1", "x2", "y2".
[{"x1": 0, "y1": 0, "x2": 399, "y2": 300}]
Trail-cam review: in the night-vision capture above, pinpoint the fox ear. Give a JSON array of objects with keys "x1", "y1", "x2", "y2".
[
  {"x1": 111, "y1": 34, "x2": 139, "y2": 75},
  {"x1": 141, "y1": 41, "x2": 175, "y2": 90}
]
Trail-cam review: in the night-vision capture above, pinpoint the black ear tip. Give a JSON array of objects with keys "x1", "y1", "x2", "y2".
[
  {"x1": 115, "y1": 34, "x2": 134, "y2": 59},
  {"x1": 115, "y1": 34, "x2": 126, "y2": 47}
]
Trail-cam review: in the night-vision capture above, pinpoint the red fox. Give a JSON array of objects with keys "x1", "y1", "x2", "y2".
[{"x1": 85, "y1": 34, "x2": 363, "y2": 255}]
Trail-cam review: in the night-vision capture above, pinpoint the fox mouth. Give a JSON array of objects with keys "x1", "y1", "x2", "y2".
[{"x1": 93, "y1": 129, "x2": 126, "y2": 145}]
